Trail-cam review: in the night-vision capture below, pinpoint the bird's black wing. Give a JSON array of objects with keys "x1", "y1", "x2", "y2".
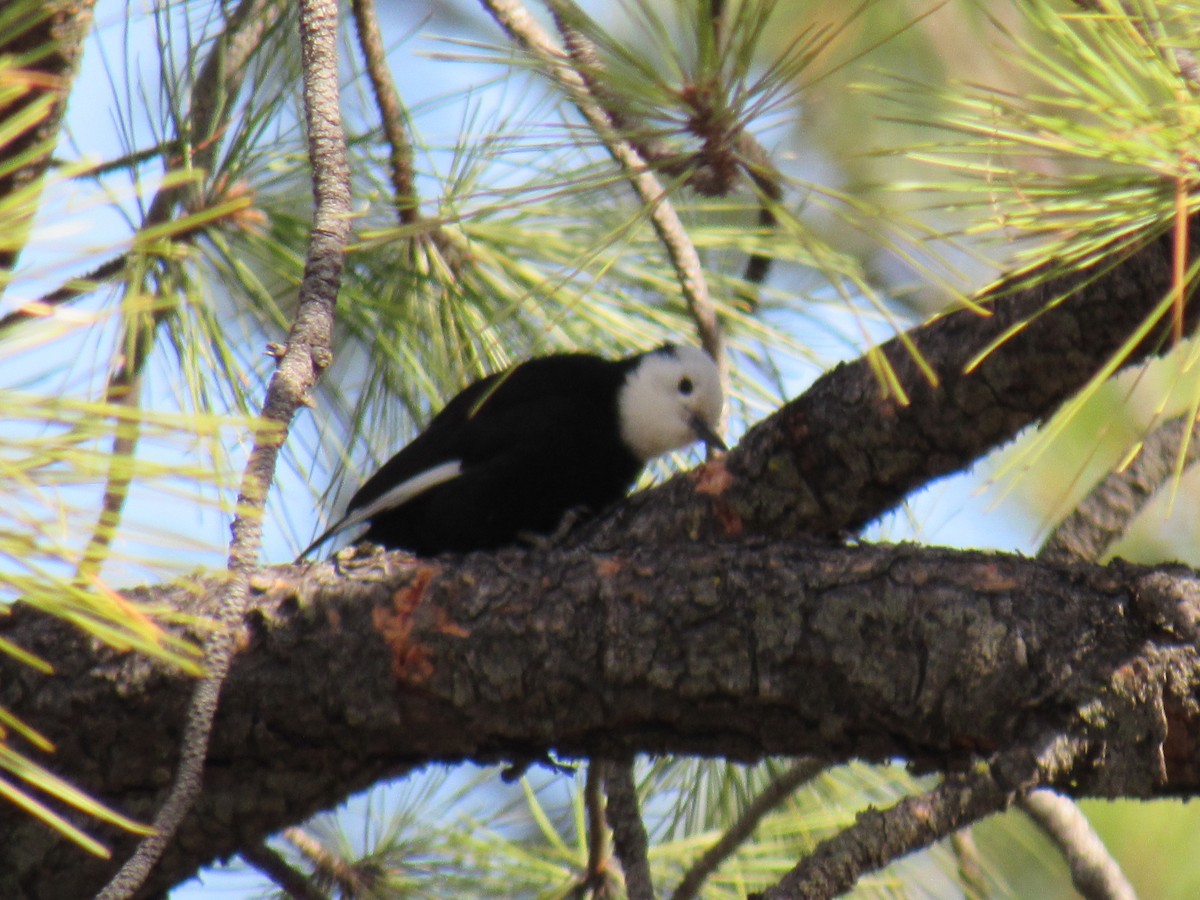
[
  {"x1": 297, "y1": 354, "x2": 634, "y2": 559},
  {"x1": 358, "y1": 382, "x2": 640, "y2": 554}
]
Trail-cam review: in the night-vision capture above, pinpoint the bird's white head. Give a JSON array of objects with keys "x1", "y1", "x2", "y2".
[{"x1": 618, "y1": 344, "x2": 725, "y2": 462}]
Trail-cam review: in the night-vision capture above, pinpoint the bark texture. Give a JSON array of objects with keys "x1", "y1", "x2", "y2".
[
  {"x1": 1, "y1": 542, "x2": 1199, "y2": 897},
  {"x1": 591, "y1": 223, "x2": 1200, "y2": 549}
]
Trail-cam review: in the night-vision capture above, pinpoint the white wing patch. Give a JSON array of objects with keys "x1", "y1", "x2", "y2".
[
  {"x1": 297, "y1": 459, "x2": 464, "y2": 561},
  {"x1": 337, "y1": 460, "x2": 464, "y2": 533}
]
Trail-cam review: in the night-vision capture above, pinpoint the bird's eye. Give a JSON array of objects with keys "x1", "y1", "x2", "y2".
[{"x1": 678, "y1": 377, "x2": 694, "y2": 396}]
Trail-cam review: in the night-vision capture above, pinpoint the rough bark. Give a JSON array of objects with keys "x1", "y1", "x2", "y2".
[
  {"x1": 1, "y1": 541, "x2": 1199, "y2": 897},
  {"x1": 592, "y1": 222, "x2": 1200, "y2": 549}
]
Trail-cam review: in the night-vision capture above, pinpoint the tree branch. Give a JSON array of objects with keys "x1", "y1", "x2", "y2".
[
  {"x1": 603, "y1": 761, "x2": 654, "y2": 900},
  {"x1": 95, "y1": 0, "x2": 349, "y2": 893},
  {"x1": 1041, "y1": 413, "x2": 1200, "y2": 565},
  {"x1": 761, "y1": 737, "x2": 1085, "y2": 900},
  {"x1": 283, "y1": 826, "x2": 378, "y2": 897},
  {"x1": 588, "y1": 219, "x2": 1200, "y2": 549},
  {"x1": 6, "y1": 214, "x2": 1200, "y2": 896},
  {"x1": 579, "y1": 762, "x2": 615, "y2": 898},
  {"x1": 348, "y1": 0, "x2": 418, "y2": 225},
  {"x1": 0, "y1": 0, "x2": 96, "y2": 286},
  {"x1": 241, "y1": 841, "x2": 330, "y2": 900},
  {"x1": 3, "y1": 535, "x2": 1199, "y2": 896},
  {"x1": 1021, "y1": 790, "x2": 1138, "y2": 900}
]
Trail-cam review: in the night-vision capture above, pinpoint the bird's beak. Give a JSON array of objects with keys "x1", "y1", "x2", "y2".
[{"x1": 689, "y1": 414, "x2": 727, "y2": 452}]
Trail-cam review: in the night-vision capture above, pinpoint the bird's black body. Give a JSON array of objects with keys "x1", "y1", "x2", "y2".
[{"x1": 323, "y1": 353, "x2": 644, "y2": 556}]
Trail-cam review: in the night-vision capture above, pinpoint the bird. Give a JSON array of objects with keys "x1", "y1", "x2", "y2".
[{"x1": 297, "y1": 344, "x2": 725, "y2": 559}]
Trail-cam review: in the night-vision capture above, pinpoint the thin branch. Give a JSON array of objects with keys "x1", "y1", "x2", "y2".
[
  {"x1": 1021, "y1": 790, "x2": 1138, "y2": 900},
  {"x1": 603, "y1": 760, "x2": 655, "y2": 900},
  {"x1": 482, "y1": 0, "x2": 725, "y2": 377},
  {"x1": 241, "y1": 841, "x2": 330, "y2": 900},
  {"x1": 761, "y1": 738, "x2": 1085, "y2": 900},
  {"x1": 949, "y1": 828, "x2": 989, "y2": 899},
  {"x1": 93, "y1": 0, "x2": 348, "y2": 893},
  {"x1": 736, "y1": 131, "x2": 782, "y2": 293},
  {"x1": 671, "y1": 758, "x2": 826, "y2": 900},
  {"x1": 548, "y1": 1, "x2": 780, "y2": 298},
  {"x1": 1040, "y1": 414, "x2": 1200, "y2": 565},
  {"x1": 283, "y1": 826, "x2": 379, "y2": 897},
  {"x1": 0, "y1": 254, "x2": 127, "y2": 331},
  {"x1": 576, "y1": 761, "x2": 615, "y2": 899},
  {"x1": 348, "y1": 0, "x2": 418, "y2": 225}
]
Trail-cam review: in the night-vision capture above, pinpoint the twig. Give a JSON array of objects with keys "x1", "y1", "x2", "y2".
[
  {"x1": 736, "y1": 132, "x2": 782, "y2": 292},
  {"x1": 760, "y1": 738, "x2": 1083, "y2": 900},
  {"x1": 603, "y1": 760, "x2": 655, "y2": 900},
  {"x1": 1021, "y1": 790, "x2": 1138, "y2": 900},
  {"x1": 549, "y1": 1, "x2": 780, "y2": 297},
  {"x1": 949, "y1": 828, "x2": 989, "y2": 899},
  {"x1": 93, "y1": 0, "x2": 349, "y2": 894},
  {"x1": 241, "y1": 841, "x2": 330, "y2": 900},
  {"x1": 283, "y1": 826, "x2": 380, "y2": 897},
  {"x1": 347, "y1": 0, "x2": 418, "y2": 225},
  {"x1": 0, "y1": 254, "x2": 128, "y2": 332},
  {"x1": 482, "y1": 0, "x2": 725, "y2": 375},
  {"x1": 671, "y1": 758, "x2": 826, "y2": 900},
  {"x1": 1040, "y1": 414, "x2": 1200, "y2": 565},
  {"x1": 576, "y1": 761, "x2": 615, "y2": 899}
]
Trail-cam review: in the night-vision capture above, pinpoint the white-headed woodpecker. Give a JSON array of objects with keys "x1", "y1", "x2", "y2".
[{"x1": 298, "y1": 344, "x2": 725, "y2": 559}]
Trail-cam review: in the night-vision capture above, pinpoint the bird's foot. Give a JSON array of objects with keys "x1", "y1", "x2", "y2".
[{"x1": 518, "y1": 505, "x2": 593, "y2": 551}]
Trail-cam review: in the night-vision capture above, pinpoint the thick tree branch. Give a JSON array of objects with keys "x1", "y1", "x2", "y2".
[
  {"x1": 589, "y1": 220, "x2": 1200, "y2": 548},
  {"x1": 5, "y1": 216, "x2": 1198, "y2": 896},
  {"x1": 3, "y1": 537, "x2": 1200, "y2": 896}
]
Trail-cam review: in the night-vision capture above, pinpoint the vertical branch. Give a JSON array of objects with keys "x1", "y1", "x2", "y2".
[
  {"x1": 603, "y1": 760, "x2": 655, "y2": 900},
  {"x1": 580, "y1": 761, "x2": 615, "y2": 897},
  {"x1": 347, "y1": 0, "x2": 418, "y2": 225},
  {"x1": 94, "y1": 0, "x2": 349, "y2": 894}
]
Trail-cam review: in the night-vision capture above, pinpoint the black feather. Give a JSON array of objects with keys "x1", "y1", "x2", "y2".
[{"x1": 300, "y1": 352, "x2": 651, "y2": 558}]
